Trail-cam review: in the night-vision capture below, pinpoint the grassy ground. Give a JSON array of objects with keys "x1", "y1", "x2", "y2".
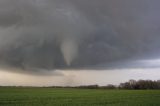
[{"x1": 0, "y1": 87, "x2": 160, "y2": 106}]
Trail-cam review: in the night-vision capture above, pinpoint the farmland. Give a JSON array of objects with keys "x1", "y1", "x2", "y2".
[{"x1": 0, "y1": 87, "x2": 160, "y2": 106}]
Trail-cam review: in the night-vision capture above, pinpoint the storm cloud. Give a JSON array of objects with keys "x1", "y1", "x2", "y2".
[{"x1": 0, "y1": 0, "x2": 160, "y2": 71}]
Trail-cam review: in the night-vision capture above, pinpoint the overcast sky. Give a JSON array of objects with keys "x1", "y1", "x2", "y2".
[{"x1": 0, "y1": 0, "x2": 160, "y2": 86}]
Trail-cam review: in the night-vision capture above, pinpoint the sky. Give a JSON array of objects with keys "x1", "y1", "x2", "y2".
[
  {"x1": 0, "y1": 68, "x2": 160, "y2": 86},
  {"x1": 0, "y1": 0, "x2": 160, "y2": 86}
]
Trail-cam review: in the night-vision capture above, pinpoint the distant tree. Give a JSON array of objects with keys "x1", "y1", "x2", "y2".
[
  {"x1": 119, "y1": 79, "x2": 160, "y2": 90},
  {"x1": 119, "y1": 82, "x2": 131, "y2": 89},
  {"x1": 157, "y1": 80, "x2": 160, "y2": 89},
  {"x1": 78, "y1": 85, "x2": 99, "y2": 89},
  {"x1": 102, "y1": 84, "x2": 116, "y2": 89}
]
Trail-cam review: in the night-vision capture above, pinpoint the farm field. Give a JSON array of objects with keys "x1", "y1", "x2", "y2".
[{"x1": 0, "y1": 87, "x2": 160, "y2": 106}]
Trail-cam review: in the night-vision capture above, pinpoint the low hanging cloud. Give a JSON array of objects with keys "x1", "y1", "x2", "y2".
[{"x1": 0, "y1": 0, "x2": 160, "y2": 72}]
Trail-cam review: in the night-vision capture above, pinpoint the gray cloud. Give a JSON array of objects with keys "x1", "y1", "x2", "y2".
[{"x1": 0, "y1": 0, "x2": 160, "y2": 71}]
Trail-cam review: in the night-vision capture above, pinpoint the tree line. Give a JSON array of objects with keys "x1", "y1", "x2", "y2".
[
  {"x1": 0, "y1": 79, "x2": 160, "y2": 89},
  {"x1": 119, "y1": 79, "x2": 160, "y2": 89},
  {"x1": 75, "y1": 79, "x2": 160, "y2": 89}
]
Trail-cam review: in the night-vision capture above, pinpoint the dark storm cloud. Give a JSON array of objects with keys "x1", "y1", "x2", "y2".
[{"x1": 0, "y1": 0, "x2": 160, "y2": 71}]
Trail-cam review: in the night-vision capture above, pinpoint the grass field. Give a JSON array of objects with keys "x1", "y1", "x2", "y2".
[{"x1": 0, "y1": 87, "x2": 160, "y2": 106}]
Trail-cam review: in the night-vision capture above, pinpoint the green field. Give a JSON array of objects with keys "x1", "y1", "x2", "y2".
[{"x1": 0, "y1": 87, "x2": 160, "y2": 106}]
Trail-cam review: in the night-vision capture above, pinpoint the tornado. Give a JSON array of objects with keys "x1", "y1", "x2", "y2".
[{"x1": 61, "y1": 39, "x2": 78, "y2": 66}]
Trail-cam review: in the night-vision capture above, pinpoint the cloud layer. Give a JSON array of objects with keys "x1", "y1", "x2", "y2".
[{"x1": 0, "y1": 0, "x2": 160, "y2": 71}]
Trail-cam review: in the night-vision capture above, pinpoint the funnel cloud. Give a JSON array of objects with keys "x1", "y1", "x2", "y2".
[{"x1": 0, "y1": 0, "x2": 160, "y2": 72}]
